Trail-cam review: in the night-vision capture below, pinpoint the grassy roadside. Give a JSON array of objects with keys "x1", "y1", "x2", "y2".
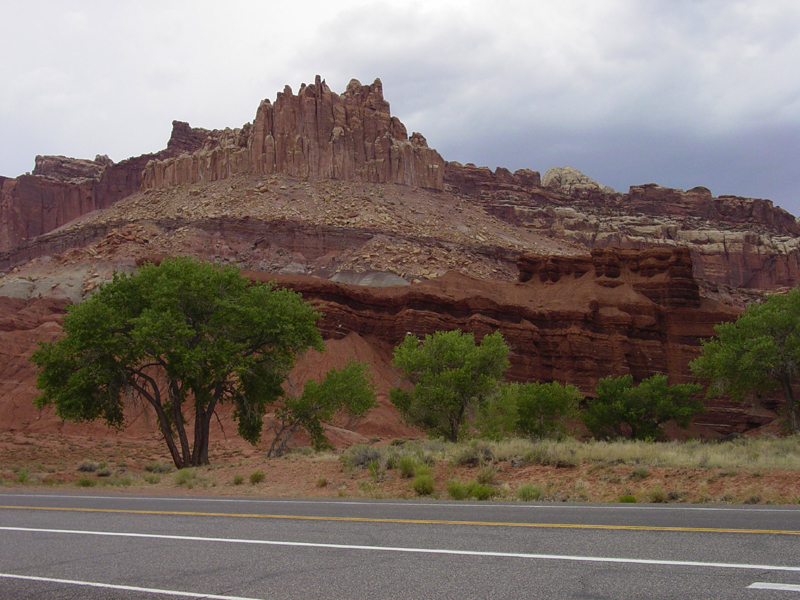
[{"x1": 2, "y1": 432, "x2": 800, "y2": 505}]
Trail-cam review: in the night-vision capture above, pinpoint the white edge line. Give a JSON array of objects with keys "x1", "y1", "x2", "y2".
[
  {"x1": 2, "y1": 492, "x2": 799, "y2": 513},
  {"x1": 0, "y1": 573, "x2": 264, "y2": 600},
  {"x1": 748, "y1": 582, "x2": 800, "y2": 591},
  {"x1": 4, "y1": 526, "x2": 800, "y2": 573}
]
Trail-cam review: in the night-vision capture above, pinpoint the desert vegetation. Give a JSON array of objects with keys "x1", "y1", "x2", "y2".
[{"x1": 3, "y1": 432, "x2": 800, "y2": 505}]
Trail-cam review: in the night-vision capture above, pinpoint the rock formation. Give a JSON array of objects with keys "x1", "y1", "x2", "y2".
[
  {"x1": 0, "y1": 121, "x2": 208, "y2": 252},
  {"x1": 542, "y1": 165, "x2": 616, "y2": 195},
  {"x1": 450, "y1": 164, "x2": 800, "y2": 290},
  {"x1": 234, "y1": 247, "x2": 732, "y2": 393},
  {"x1": 142, "y1": 76, "x2": 445, "y2": 192},
  {"x1": 0, "y1": 245, "x2": 772, "y2": 438},
  {"x1": 235, "y1": 249, "x2": 755, "y2": 435},
  {"x1": 0, "y1": 76, "x2": 797, "y2": 294}
]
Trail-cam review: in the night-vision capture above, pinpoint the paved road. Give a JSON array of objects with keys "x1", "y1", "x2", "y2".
[{"x1": 1, "y1": 492, "x2": 800, "y2": 599}]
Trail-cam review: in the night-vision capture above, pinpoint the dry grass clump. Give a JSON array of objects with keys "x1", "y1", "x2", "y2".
[{"x1": 575, "y1": 437, "x2": 800, "y2": 470}]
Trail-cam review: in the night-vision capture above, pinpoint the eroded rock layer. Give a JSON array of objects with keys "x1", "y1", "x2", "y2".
[
  {"x1": 238, "y1": 248, "x2": 755, "y2": 435},
  {"x1": 239, "y1": 248, "x2": 734, "y2": 394},
  {"x1": 446, "y1": 162, "x2": 800, "y2": 290},
  {"x1": 1, "y1": 77, "x2": 798, "y2": 295}
]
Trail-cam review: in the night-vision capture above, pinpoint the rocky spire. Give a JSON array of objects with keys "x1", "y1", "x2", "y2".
[{"x1": 142, "y1": 76, "x2": 445, "y2": 190}]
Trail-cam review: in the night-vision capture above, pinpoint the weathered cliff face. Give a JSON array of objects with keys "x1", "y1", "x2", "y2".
[
  {"x1": 235, "y1": 248, "x2": 763, "y2": 435},
  {"x1": 446, "y1": 163, "x2": 800, "y2": 290},
  {"x1": 237, "y1": 247, "x2": 733, "y2": 389},
  {"x1": 142, "y1": 76, "x2": 445, "y2": 192},
  {"x1": 518, "y1": 247, "x2": 701, "y2": 308},
  {"x1": 0, "y1": 121, "x2": 208, "y2": 252}
]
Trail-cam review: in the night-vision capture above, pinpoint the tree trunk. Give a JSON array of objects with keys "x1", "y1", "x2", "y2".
[
  {"x1": 129, "y1": 373, "x2": 184, "y2": 469},
  {"x1": 169, "y1": 380, "x2": 191, "y2": 467},
  {"x1": 780, "y1": 377, "x2": 798, "y2": 433},
  {"x1": 156, "y1": 405, "x2": 185, "y2": 470},
  {"x1": 191, "y1": 408, "x2": 213, "y2": 466}
]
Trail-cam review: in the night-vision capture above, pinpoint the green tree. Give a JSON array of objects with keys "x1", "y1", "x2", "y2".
[
  {"x1": 690, "y1": 289, "x2": 800, "y2": 432},
  {"x1": 31, "y1": 257, "x2": 323, "y2": 468},
  {"x1": 514, "y1": 381, "x2": 581, "y2": 439},
  {"x1": 582, "y1": 374, "x2": 703, "y2": 440},
  {"x1": 477, "y1": 381, "x2": 581, "y2": 440},
  {"x1": 390, "y1": 330, "x2": 510, "y2": 442},
  {"x1": 267, "y1": 361, "x2": 377, "y2": 457}
]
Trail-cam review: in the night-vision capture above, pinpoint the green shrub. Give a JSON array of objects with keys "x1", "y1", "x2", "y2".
[
  {"x1": 232, "y1": 474, "x2": 244, "y2": 485},
  {"x1": 142, "y1": 473, "x2": 160, "y2": 484},
  {"x1": 583, "y1": 374, "x2": 703, "y2": 440},
  {"x1": 414, "y1": 463, "x2": 432, "y2": 478},
  {"x1": 76, "y1": 476, "x2": 96, "y2": 488},
  {"x1": 524, "y1": 444, "x2": 578, "y2": 468},
  {"x1": 174, "y1": 468, "x2": 197, "y2": 486},
  {"x1": 618, "y1": 494, "x2": 637, "y2": 503},
  {"x1": 15, "y1": 467, "x2": 30, "y2": 484},
  {"x1": 249, "y1": 470, "x2": 265, "y2": 484},
  {"x1": 647, "y1": 484, "x2": 668, "y2": 503},
  {"x1": 107, "y1": 475, "x2": 132, "y2": 487},
  {"x1": 452, "y1": 441, "x2": 494, "y2": 467},
  {"x1": 446, "y1": 479, "x2": 469, "y2": 500},
  {"x1": 412, "y1": 474, "x2": 435, "y2": 496},
  {"x1": 479, "y1": 381, "x2": 580, "y2": 439},
  {"x1": 96, "y1": 467, "x2": 114, "y2": 478},
  {"x1": 465, "y1": 481, "x2": 497, "y2": 500},
  {"x1": 398, "y1": 455, "x2": 417, "y2": 478},
  {"x1": 475, "y1": 465, "x2": 497, "y2": 485},
  {"x1": 368, "y1": 460, "x2": 385, "y2": 482},
  {"x1": 316, "y1": 475, "x2": 328, "y2": 488},
  {"x1": 631, "y1": 466, "x2": 650, "y2": 480},
  {"x1": 517, "y1": 484, "x2": 543, "y2": 501}
]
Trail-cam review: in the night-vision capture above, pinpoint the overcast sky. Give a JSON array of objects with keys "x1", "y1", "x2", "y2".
[{"x1": 2, "y1": 1, "x2": 799, "y2": 215}]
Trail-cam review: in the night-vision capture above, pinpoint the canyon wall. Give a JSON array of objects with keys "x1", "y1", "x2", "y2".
[{"x1": 239, "y1": 247, "x2": 734, "y2": 388}]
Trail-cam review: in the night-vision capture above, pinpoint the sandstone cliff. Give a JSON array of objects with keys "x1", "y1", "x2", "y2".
[
  {"x1": 142, "y1": 76, "x2": 445, "y2": 192},
  {"x1": 0, "y1": 121, "x2": 208, "y2": 252},
  {"x1": 238, "y1": 249, "x2": 757, "y2": 435},
  {"x1": 445, "y1": 162, "x2": 800, "y2": 290}
]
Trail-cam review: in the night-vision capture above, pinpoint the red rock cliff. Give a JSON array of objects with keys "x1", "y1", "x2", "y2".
[
  {"x1": 0, "y1": 121, "x2": 208, "y2": 252},
  {"x1": 142, "y1": 76, "x2": 445, "y2": 191},
  {"x1": 231, "y1": 247, "x2": 733, "y2": 391},
  {"x1": 446, "y1": 162, "x2": 800, "y2": 290}
]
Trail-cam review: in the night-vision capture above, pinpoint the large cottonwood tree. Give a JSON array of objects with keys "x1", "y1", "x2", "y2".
[{"x1": 31, "y1": 257, "x2": 324, "y2": 468}]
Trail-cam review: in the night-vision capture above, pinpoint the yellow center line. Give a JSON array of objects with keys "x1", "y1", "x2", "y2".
[{"x1": 2, "y1": 505, "x2": 800, "y2": 536}]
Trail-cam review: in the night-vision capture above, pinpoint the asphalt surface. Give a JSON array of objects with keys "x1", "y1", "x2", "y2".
[{"x1": 1, "y1": 491, "x2": 800, "y2": 599}]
